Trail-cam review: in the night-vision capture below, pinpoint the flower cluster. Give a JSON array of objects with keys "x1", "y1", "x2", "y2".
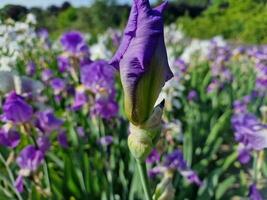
[
  {"x1": 0, "y1": 91, "x2": 65, "y2": 193},
  {"x1": 147, "y1": 149, "x2": 202, "y2": 186}
]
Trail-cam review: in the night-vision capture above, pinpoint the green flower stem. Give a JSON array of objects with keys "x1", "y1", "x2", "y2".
[
  {"x1": 0, "y1": 153, "x2": 23, "y2": 200},
  {"x1": 136, "y1": 160, "x2": 152, "y2": 200}
]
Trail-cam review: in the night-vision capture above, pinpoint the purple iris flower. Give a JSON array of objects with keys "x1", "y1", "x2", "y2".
[
  {"x1": 175, "y1": 59, "x2": 187, "y2": 73},
  {"x1": 0, "y1": 126, "x2": 20, "y2": 148},
  {"x1": 148, "y1": 166, "x2": 165, "y2": 178},
  {"x1": 37, "y1": 28, "x2": 51, "y2": 49},
  {"x1": 180, "y1": 170, "x2": 203, "y2": 186},
  {"x1": 37, "y1": 28, "x2": 49, "y2": 39},
  {"x1": 72, "y1": 86, "x2": 88, "y2": 110},
  {"x1": 41, "y1": 69, "x2": 53, "y2": 82},
  {"x1": 16, "y1": 145, "x2": 44, "y2": 172},
  {"x1": 249, "y1": 184, "x2": 263, "y2": 200},
  {"x1": 146, "y1": 149, "x2": 160, "y2": 164},
  {"x1": 232, "y1": 113, "x2": 267, "y2": 151},
  {"x1": 110, "y1": 0, "x2": 173, "y2": 124},
  {"x1": 99, "y1": 136, "x2": 113, "y2": 146},
  {"x1": 14, "y1": 175, "x2": 24, "y2": 193},
  {"x1": 60, "y1": 31, "x2": 88, "y2": 54},
  {"x1": 164, "y1": 149, "x2": 187, "y2": 170},
  {"x1": 37, "y1": 110, "x2": 63, "y2": 134},
  {"x1": 187, "y1": 90, "x2": 198, "y2": 101},
  {"x1": 57, "y1": 56, "x2": 70, "y2": 73},
  {"x1": 50, "y1": 78, "x2": 66, "y2": 95},
  {"x1": 76, "y1": 127, "x2": 85, "y2": 138},
  {"x1": 37, "y1": 136, "x2": 51, "y2": 153},
  {"x1": 164, "y1": 149, "x2": 202, "y2": 186},
  {"x1": 3, "y1": 92, "x2": 33, "y2": 124},
  {"x1": 237, "y1": 144, "x2": 251, "y2": 164},
  {"x1": 58, "y1": 131, "x2": 68, "y2": 148},
  {"x1": 26, "y1": 61, "x2": 36, "y2": 76},
  {"x1": 80, "y1": 60, "x2": 116, "y2": 94},
  {"x1": 91, "y1": 99, "x2": 118, "y2": 119}
]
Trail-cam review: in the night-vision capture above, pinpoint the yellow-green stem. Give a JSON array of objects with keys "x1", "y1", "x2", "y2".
[{"x1": 136, "y1": 160, "x2": 152, "y2": 200}]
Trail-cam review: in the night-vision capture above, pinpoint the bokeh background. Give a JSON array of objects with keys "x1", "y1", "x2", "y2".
[{"x1": 1, "y1": 0, "x2": 267, "y2": 200}]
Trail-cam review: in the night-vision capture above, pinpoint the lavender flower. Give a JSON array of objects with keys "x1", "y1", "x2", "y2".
[
  {"x1": 110, "y1": 0, "x2": 173, "y2": 124},
  {"x1": 3, "y1": 92, "x2": 33, "y2": 124}
]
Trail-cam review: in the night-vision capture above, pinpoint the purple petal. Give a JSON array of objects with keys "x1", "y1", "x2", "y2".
[
  {"x1": 249, "y1": 184, "x2": 263, "y2": 200},
  {"x1": 3, "y1": 92, "x2": 33, "y2": 124},
  {"x1": 14, "y1": 175, "x2": 24, "y2": 193},
  {"x1": 58, "y1": 131, "x2": 68, "y2": 148}
]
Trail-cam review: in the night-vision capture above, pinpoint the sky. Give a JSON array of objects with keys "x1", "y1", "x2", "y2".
[{"x1": 0, "y1": 0, "x2": 155, "y2": 8}]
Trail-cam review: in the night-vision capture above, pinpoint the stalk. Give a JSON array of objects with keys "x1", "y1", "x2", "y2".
[{"x1": 136, "y1": 160, "x2": 152, "y2": 200}]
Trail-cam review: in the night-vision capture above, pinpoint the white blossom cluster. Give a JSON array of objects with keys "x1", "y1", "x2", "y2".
[{"x1": 0, "y1": 14, "x2": 37, "y2": 71}]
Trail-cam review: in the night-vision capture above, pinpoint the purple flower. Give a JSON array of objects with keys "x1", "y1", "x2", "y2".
[
  {"x1": 175, "y1": 59, "x2": 187, "y2": 73},
  {"x1": 26, "y1": 61, "x2": 36, "y2": 76},
  {"x1": 232, "y1": 113, "x2": 267, "y2": 151},
  {"x1": 37, "y1": 110, "x2": 63, "y2": 134},
  {"x1": 37, "y1": 28, "x2": 49, "y2": 40},
  {"x1": 187, "y1": 90, "x2": 198, "y2": 101},
  {"x1": 72, "y1": 86, "x2": 88, "y2": 110},
  {"x1": 57, "y1": 56, "x2": 70, "y2": 73},
  {"x1": 76, "y1": 127, "x2": 85, "y2": 138},
  {"x1": 233, "y1": 99, "x2": 248, "y2": 114},
  {"x1": 249, "y1": 184, "x2": 263, "y2": 200},
  {"x1": 164, "y1": 149, "x2": 187, "y2": 170},
  {"x1": 148, "y1": 166, "x2": 164, "y2": 178},
  {"x1": 180, "y1": 170, "x2": 203, "y2": 186},
  {"x1": 81, "y1": 60, "x2": 116, "y2": 94},
  {"x1": 0, "y1": 126, "x2": 20, "y2": 148},
  {"x1": 60, "y1": 31, "x2": 88, "y2": 54},
  {"x1": 41, "y1": 69, "x2": 53, "y2": 82},
  {"x1": 110, "y1": 0, "x2": 173, "y2": 124},
  {"x1": 207, "y1": 79, "x2": 220, "y2": 93},
  {"x1": 99, "y1": 136, "x2": 113, "y2": 146},
  {"x1": 237, "y1": 144, "x2": 251, "y2": 164},
  {"x1": 91, "y1": 99, "x2": 118, "y2": 119},
  {"x1": 37, "y1": 136, "x2": 51, "y2": 153},
  {"x1": 58, "y1": 131, "x2": 68, "y2": 148},
  {"x1": 16, "y1": 145, "x2": 44, "y2": 172},
  {"x1": 14, "y1": 175, "x2": 24, "y2": 193},
  {"x1": 37, "y1": 28, "x2": 51, "y2": 49},
  {"x1": 146, "y1": 149, "x2": 160, "y2": 164},
  {"x1": 50, "y1": 78, "x2": 66, "y2": 95},
  {"x1": 3, "y1": 92, "x2": 33, "y2": 124},
  {"x1": 164, "y1": 149, "x2": 202, "y2": 186}
]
